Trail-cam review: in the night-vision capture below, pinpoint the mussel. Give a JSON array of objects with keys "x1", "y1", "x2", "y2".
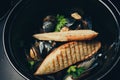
[
  {"x1": 29, "y1": 46, "x2": 40, "y2": 61},
  {"x1": 42, "y1": 21, "x2": 55, "y2": 32},
  {"x1": 42, "y1": 15, "x2": 56, "y2": 32},
  {"x1": 38, "y1": 41, "x2": 56, "y2": 58}
]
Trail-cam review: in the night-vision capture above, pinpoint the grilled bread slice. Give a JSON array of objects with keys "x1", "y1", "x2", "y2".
[
  {"x1": 33, "y1": 30, "x2": 98, "y2": 41},
  {"x1": 34, "y1": 41, "x2": 101, "y2": 75}
]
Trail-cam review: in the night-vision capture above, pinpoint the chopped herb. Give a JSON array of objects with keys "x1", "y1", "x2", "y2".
[
  {"x1": 28, "y1": 61, "x2": 35, "y2": 67},
  {"x1": 67, "y1": 65, "x2": 77, "y2": 73},
  {"x1": 67, "y1": 65, "x2": 85, "y2": 78},
  {"x1": 55, "y1": 14, "x2": 67, "y2": 32}
]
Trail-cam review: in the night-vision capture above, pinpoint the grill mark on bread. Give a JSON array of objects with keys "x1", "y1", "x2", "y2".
[
  {"x1": 63, "y1": 49, "x2": 68, "y2": 67},
  {"x1": 92, "y1": 41, "x2": 96, "y2": 55},
  {"x1": 48, "y1": 65, "x2": 50, "y2": 72},
  {"x1": 69, "y1": 42, "x2": 73, "y2": 64},
  {"x1": 85, "y1": 41, "x2": 88, "y2": 57},
  {"x1": 87, "y1": 42, "x2": 90, "y2": 52},
  {"x1": 70, "y1": 42, "x2": 76, "y2": 64},
  {"x1": 92, "y1": 41, "x2": 94, "y2": 48},
  {"x1": 65, "y1": 46, "x2": 70, "y2": 66},
  {"x1": 49, "y1": 60, "x2": 53, "y2": 72},
  {"x1": 75, "y1": 42, "x2": 80, "y2": 61},
  {"x1": 60, "y1": 50, "x2": 64, "y2": 68},
  {"x1": 87, "y1": 41, "x2": 94, "y2": 58},
  {"x1": 80, "y1": 41, "x2": 84, "y2": 60},
  {"x1": 82, "y1": 41, "x2": 86, "y2": 59},
  {"x1": 67, "y1": 44, "x2": 73, "y2": 65},
  {"x1": 82, "y1": 42, "x2": 85, "y2": 60},
  {"x1": 55, "y1": 57, "x2": 59, "y2": 71},
  {"x1": 73, "y1": 42, "x2": 77, "y2": 64},
  {"x1": 52, "y1": 59, "x2": 55, "y2": 72},
  {"x1": 56, "y1": 55, "x2": 60, "y2": 71},
  {"x1": 74, "y1": 42, "x2": 78, "y2": 63},
  {"x1": 94, "y1": 42, "x2": 98, "y2": 53},
  {"x1": 66, "y1": 47, "x2": 70, "y2": 66},
  {"x1": 77, "y1": 42, "x2": 81, "y2": 61},
  {"x1": 86, "y1": 41, "x2": 91, "y2": 58},
  {"x1": 85, "y1": 41, "x2": 88, "y2": 56},
  {"x1": 59, "y1": 53, "x2": 63, "y2": 70}
]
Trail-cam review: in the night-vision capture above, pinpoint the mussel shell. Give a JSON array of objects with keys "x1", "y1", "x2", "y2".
[
  {"x1": 77, "y1": 57, "x2": 95, "y2": 69},
  {"x1": 29, "y1": 46, "x2": 41, "y2": 61},
  {"x1": 65, "y1": 18, "x2": 75, "y2": 27},
  {"x1": 38, "y1": 41, "x2": 56, "y2": 58},
  {"x1": 42, "y1": 15, "x2": 57, "y2": 32},
  {"x1": 42, "y1": 21, "x2": 55, "y2": 32},
  {"x1": 43, "y1": 15, "x2": 56, "y2": 22}
]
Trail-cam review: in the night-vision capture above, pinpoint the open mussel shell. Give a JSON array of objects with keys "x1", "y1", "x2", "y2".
[
  {"x1": 29, "y1": 46, "x2": 40, "y2": 61},
  {"x1": 27, "y1": 40, "x2": 54, "y2": 60},
  {"x1": 65, "y1": 18, "x2": 75, "y2": 27},
  {"x1": 38, "y1": 41, "x2": 56, "y2": 58}
]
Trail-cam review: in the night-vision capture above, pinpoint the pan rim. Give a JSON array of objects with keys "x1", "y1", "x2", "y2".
[
  {"x1": 2, "y1": 0, "x2": 30, "y2": 80},
  {"x1": 97, "y1": 0, "x2": 120, "y2": 79}
]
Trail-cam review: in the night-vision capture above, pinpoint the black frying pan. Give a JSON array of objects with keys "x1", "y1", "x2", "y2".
[{"x1": 3, "y1": 0, "x2": 120, "y2": 80}]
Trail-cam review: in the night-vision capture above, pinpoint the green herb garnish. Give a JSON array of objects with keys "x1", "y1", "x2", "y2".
[
  {"x1": 55, "y1": 14, "x2": 67, "y2": 32},
  {"x1": 67, "y1": 65, "x2": 77, "y2": 73},
  {"x1": 67, "y1": 65, "x2": 86, "y2": 78},
  {"x1": 28, "y1": 61, "x2": 35, "y2": 67}
]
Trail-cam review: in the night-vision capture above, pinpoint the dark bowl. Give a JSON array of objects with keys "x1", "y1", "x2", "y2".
[{"x1": 3, "y1": 0, "x2": 120, "y2": 80}]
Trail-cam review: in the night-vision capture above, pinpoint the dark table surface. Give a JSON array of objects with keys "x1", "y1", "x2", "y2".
[{"x1": 0, "y1": 0, "x2": 120, "y2": 80}]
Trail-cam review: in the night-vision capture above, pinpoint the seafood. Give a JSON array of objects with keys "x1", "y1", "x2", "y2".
[
  {"x1": 71, "y1": 12, "x2": 82, "y2": 20},
  {"x1": 77, "y1": 57, "x2": 95, "y2": 69},
  {"x1": 38, "y1": 41, "x2": 56, "y2": 58},
  {"x1": 42, "y1": 15, "x2": 56, "y2": 32},
  {"x1": 42, "y1": 21, "x2": 55, "y2": 32},
  {"x1": 65, "y1": 18, "x2": 75, "y2": 27},
  {"x1": 34, "y1": 41, "x2": 101, "y2": 75},
  {"x1": 64, "y1": 75, "x2": 73, "y2": 80},
  {"x1": 29, "y1": 46, "x2": 40, "y2": 61}
]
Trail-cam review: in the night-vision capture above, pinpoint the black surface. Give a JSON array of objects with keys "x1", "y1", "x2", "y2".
[
  {"x1": 0, "y1": 0, "x2": 119, "y2": 80},
  {"x1": 0, "y1": 0, "x2": 11, "y2": 19},
  {"x1": 0, "y1": 0, "x2": 20, "y2": 20}
]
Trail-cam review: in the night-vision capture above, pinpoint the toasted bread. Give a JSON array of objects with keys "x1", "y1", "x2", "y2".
[
  {"x1": 33, "y1": 30, "x2": 98, "y2": 41},
  {"x1": 34, "y1": 41, "x2": 101, "y2": 75}
]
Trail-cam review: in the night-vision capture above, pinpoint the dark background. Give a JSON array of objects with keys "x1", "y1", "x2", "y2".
[{"x1": 0, "y1": 0, "x2": 119, "y2": 80}]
